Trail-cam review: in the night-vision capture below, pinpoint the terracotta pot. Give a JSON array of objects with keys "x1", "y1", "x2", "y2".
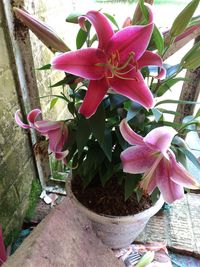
[{"x1": 67, "y1": 178, "x2": 164, "y2": 249}]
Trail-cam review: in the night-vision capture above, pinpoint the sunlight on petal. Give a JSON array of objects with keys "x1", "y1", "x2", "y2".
[{"x1": 144, "y1": 127, "x2": 177, "y2": 153}]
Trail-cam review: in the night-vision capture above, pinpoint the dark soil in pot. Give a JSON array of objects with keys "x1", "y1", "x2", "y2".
[{"x1": 71, "y1": 175, "x2": 152, "y2": 216}]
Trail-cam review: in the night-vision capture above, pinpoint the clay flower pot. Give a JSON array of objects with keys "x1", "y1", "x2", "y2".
[{"x1": 67, "y1": 178, "x2": 164, "y2": 249}]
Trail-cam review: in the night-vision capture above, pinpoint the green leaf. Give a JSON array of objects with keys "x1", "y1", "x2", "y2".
[
  {"x1": 150, "y1": 120, "x2": 181, "y2": 129},
  {"x1": 103, "y1": 13, "x2": 119, "y2": 30},
  {"x1": 178, "y1": 147, "x2": 200, "y2": 170},
  {"x1": 36, "y1": 64, "x2": 51, "y2": 70},
  {"x1": 195, "y1": 108, "x2": 200, "y2": 118},
  {"x1": 115, "y1": 126, "x2": 128, "y2": 150},
  {"x1": 76, "y1": 21, "x2": 91, "y2": 49},
  {"x1": 100, "y1": 128, "x2": 112, "y2": 161},
  {"x1": 155, "y1": 99, "x2": 200, "y2": 107},
  {"x1": 125, "y1": 174, "x2": 141, "y2": 201},
  {"x1": 68, "y1": 102, "x2": 76, "y2": 115},
  {"x1": 156, "y1": 77, "x2": 187, "y2": 97},
  {"x1": 82, "y1": 145, "x2": 105, "y2": 187},
  {"x1": 152, "y1": 25, "x2": 164, "y2": 55},
  {"x1": 40, "y1": 93, "x2": 69, "y2": 103},
  {"x1": 109, "y1": 95, "x2": 127, "y2": 110},
  {"x1": 82, "y1": 149, "x2": 97, "y2": 176},
  {"x1": 170, "y1": 0, "x2": 200, "y2": 38},
  {"x1": 99, "y1": 163, "x2": 120, "y2": 187},
  {"x1": 66, "y1": 127, "x2": 77, "y2": 162},
  {"x1": 50, "y1": 77, "x2": 68, "y2": 88},
  {"x1": 181, "y1": 41, "x2": 200, "y2": 70},
  {"x1": 126, "y1": 103, "x2": 142, "y2": 122},
  {"x1": 179, "y1": 118, "x2": 199, "y2": 132},
  {"x1": 152, "y1": 108, "x2": 163, "y2": 122},
  {"x1": 76, "y1": 28, "x2": 88, "y2": 49},
  {"x1": 159, "y1": 108, "x2": 182, "y2": 117},
  {"x1": 165, "y1": 64, "x2": 181, "y2": 78},
  {"x1": 136, "y1": 188, "x2": 143, "y2": 203},
  {"x1": 70, "y1": 84, "x2": 77, "y2": 91},
  {"x1": 188, "y1": 14, "x2": 200, "y2": 27},
  {"x1": 82, "y1": 171, "x2": 95, "y2": 189},
  {"x1": 183, "y1": 115, "x2": 196, "y2": 124},
  {"x1": 76, "y1": 115, "x2": 90, "y2": 157},
  {"x1": 88, "y1": 103, "x2": 105, "y2": 144},
  {"x1": 150, "y1": 188, "x2": 160, "y2": 205},
  {"x1": 66, "y1": 12, "x2": 82, "y2": 23},
  {"x1": 49, "y1": 97, "x2": 58, "y2": 110},
  {"x1": 139, "y1": 0, "x2": 148, "y2": 21},
  {"x1": 172, "y1": 147, "x2": 187, "y2": 167},
  {"x1": 50, "y1": 74, "x2": 77, "y2": 88}
]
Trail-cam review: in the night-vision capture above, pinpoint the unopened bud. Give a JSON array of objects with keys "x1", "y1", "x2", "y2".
[{"x1": 14, "y1": 7, "x2": 70, "y2": 53}]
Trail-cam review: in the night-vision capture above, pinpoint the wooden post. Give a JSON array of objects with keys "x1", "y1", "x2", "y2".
[
  {"x1": 1, "y1": 0, "x2": 51, "y2": 188},
  {"x1": 174, "y1": 37, "x2": 200, "y2": 126}
]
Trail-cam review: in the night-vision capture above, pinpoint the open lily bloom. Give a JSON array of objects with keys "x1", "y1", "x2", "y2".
[
  {"x1": 15, "y1": 109, "x2": 69, "y2": 162},
  {"x1": 52, "y1": 5, "x2": 165, "y2": 118},
  {"x1": 120, "y1": 119, "x2": 199, "y2": 204}
]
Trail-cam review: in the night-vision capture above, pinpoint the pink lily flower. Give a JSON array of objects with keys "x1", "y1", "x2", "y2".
[
  {"x1": 15, "y1": 109, "x2": 69, "y2": 161},
  {"x1": 52, "y1": 5, "x2": 165, "y2": 118},
  {"x1": 120, "y1": 119, "x2": 199, "y2": 204}
]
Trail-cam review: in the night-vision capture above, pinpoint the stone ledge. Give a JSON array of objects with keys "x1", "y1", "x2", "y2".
[{"x1": 3, "y1": 197, "x2": 124, "y2": 267}]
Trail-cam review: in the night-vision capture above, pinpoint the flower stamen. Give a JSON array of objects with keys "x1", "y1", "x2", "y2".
[{"x1": 139, "y1": 154, "x2": 163, "y2": 192}]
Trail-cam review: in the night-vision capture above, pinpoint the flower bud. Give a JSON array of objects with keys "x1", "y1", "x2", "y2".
[
  {"x1": 122, "y1": 17, "x2": 132, "y2": 28},
  {"x1": 14, "y1": 7, "x2": 70, "y2": 53}
]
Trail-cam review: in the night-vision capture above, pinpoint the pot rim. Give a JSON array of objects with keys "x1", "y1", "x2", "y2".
[{"x1": 66, "y1": 177, "x2": 164, "y2": 225}]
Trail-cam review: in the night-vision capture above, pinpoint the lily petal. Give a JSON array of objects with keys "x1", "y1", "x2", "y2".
[
  {"x1": 52, "y1": 48, "x2": 106, "y2": 80},
  {"x1": 57, "y1": 125, "x2": 68, "y2": 152},
  {"x1": 48, "y1": 129, "x2": 63, "y2": 152},
  {"x1": 109, "y1": 70, "x2": 154, "y2": 109},
  {"x1": 120, "y1": 146, "x2": 156, "y2": 173},
  {"x1": 122, "y1": 17, "x2": 132, "y2": 28},
  {"x1": 137, "y1": 50, "x2": 166, "y2": 79},
  {"x1": 106, "y1": 4, "x2": 153, "y2": 60},
  {"x1": 55, "y1": 150, "x2": 69, "y2": 160},
  {"x1": 79, "y1": 78, "x2": 108, "y2": 118},
  {"x1": 156, "y1": 157, "x2": 184, "y2": 204},
  {"x1": 144, "y1": 126, "x2": 177, "y2": 154},
  {"x1": 35, "y1": 120, "x2": 61, "y2": 133},
  {"x1": 27, "y1": 109, "x2": 41, "y2": 127},
  {"x1": 119, "y1": 119, "x2": 144, "y2": 146},
  {"x1": 169, "y1": 151, "x2": 200, "y2": 189},
  {"x1": 79, "y1": 10, "x2": 114, "y2": 49},
  {"x1": 15, "y1": 110, "x2": 31, "y2": 129}
]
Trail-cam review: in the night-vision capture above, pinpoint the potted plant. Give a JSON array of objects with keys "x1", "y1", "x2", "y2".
[{"x1": 14, "y1": 0, "x2": 200, "y2": 249}]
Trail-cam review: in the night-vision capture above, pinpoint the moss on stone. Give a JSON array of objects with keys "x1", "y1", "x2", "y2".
[{"x1": 25, "y1": 178, "x2": 41, "y2": 221}]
